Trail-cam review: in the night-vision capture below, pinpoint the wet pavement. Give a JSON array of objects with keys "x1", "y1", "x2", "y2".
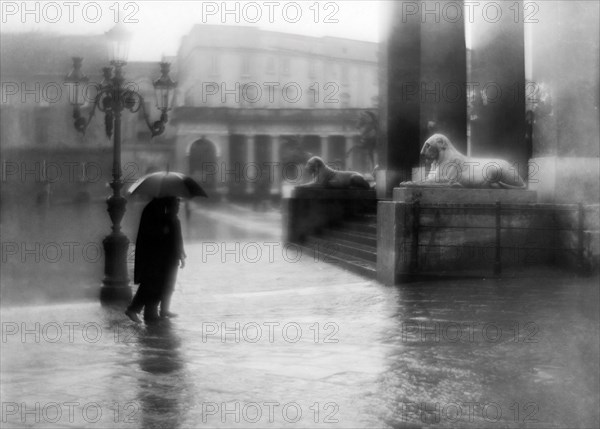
[{"x1": 1, "y1": 202, "x2": 599, "y2": 428}]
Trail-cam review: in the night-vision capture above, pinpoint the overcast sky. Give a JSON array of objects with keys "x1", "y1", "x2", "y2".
[{"x1": 1, "y1": 1, "x2": 381, "y2": 60}]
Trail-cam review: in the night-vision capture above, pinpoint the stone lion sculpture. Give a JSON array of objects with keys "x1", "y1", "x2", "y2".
[
  {"x1": 400, "y1": 134, "x2": 526, "y2": 189},
  {"x1": 299, "y1": 156, "x2": 371, "y2": 189}
]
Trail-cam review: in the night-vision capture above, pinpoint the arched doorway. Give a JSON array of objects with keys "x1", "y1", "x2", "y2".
[{"x1": 189, "y1": 138, "x2": 217, "y2": 193}]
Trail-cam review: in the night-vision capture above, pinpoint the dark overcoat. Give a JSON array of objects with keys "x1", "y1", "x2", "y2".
[{"x1": 134, "y1": 198, "x2": 183, "y2": 286}]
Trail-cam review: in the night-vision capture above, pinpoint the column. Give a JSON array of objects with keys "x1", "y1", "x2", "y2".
[
  {"x1": 420, "y1": 0, "x2": 467, "y2": 151},
  {"x1": 246, "y1": 134, "x2": 255, "y2": 194},
  {"x1": 320, "y1": 134, "x2": 330, "y2": 163},
  {"x1": 345, "y1": 135, "x2": 354, "y2": 170},
  {"x1": 328, "y1": 135, "x2": 348, "y2": 170},
  {"x1": 272, "y1": 135, "x2": 280, "y2": 194},
  {"x1": 219, "y1": 134, "x2": 230, "y2": 194},
  {"x1": 377, "y1": 1, "x2": 422, "y2": 198},
  {"x1": 470, "y1": 0, "x2": 527, "y2": 178}
]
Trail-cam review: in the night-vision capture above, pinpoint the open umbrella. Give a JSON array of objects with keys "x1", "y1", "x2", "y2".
[{"x1": 128, "y1": 171, "x2": 208, "y2": 199}]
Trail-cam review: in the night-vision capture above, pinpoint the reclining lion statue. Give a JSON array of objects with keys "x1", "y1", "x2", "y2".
[
  {"x1": 400, "y1": 134, "x2": 526, "y2": 189},
  {"x1": 299, "y1": 156, "x2": 371, "y2": 189}
]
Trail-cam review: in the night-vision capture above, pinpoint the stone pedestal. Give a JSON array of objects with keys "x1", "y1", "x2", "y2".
[
  {"x1": 374, "y1": 188, "x2": 600, "y2": 285},
  {"x1": 283, "y1": 188, "x2": 376, "y2": 243},
  {"x1": 377, "y1": 201, "x2": 414, "y2": 285}
]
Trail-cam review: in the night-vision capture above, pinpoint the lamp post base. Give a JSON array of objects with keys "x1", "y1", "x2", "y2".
[{"x1": 101, "y1": 232, "x2": 132, "y2": 305}]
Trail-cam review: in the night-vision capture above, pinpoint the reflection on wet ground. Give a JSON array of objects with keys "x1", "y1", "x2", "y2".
[
  {"x1": 1, "y1": 201, "x2": 598, "y2": 428},
  {"x1": 380, "y1": 278, "x2": 599, "y2": 428}
]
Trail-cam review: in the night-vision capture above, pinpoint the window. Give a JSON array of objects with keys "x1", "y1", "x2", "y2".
[
  {"x1": 281, "y1": 58, "x2": 290, "y2": 76},
  {"x1": 341, "y1": 65, "x2": 349, "y2": 84},
  {"x1": 266, "y1": 56, "x2": 275, "y2": 74},
  {"x1": 329, "y1": 61, "x2": 337, "y2": 78},
  {"x1": 209, "y1": 54, "x2": 219, "y2": 76},
  {"x1": 264, "y1": 84, "x2": 277, "y2": 107},
  {"x1": 308, "y1": 86, "x2": 318, "y2": 107},
  {"x1": 241, "y1": 55, "x2": 251, "y2": 76},
  {"x1": 308, "y1": 59, "x2": 317, "y2": 78},
  {"x1": 340, "y1": 92, "x2": 350, "y2": 108}
]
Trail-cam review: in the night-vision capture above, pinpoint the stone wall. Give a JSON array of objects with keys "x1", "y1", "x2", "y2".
[{"x1": 377, "y1": 188, "x2": 599, "y2": 284}]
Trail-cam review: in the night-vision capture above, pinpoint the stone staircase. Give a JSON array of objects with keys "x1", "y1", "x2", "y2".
[{"x1": 303, "y1": 209, "x2": 378, "y2": 279}]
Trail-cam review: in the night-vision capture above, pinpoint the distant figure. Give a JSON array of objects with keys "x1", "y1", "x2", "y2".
[{"x1": 126, "y1": 197, "x2": 186, "y2": 323}]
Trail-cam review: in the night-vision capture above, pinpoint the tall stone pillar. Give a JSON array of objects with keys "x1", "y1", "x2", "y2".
[
  {"x1": 378, "y1": 1, "x2": 467, "y2": 198},
  {"x1": 377, "y1": 1, "x2": 421, "y2": 198},
  {"x1": 219, "y1": 134, "x2": 230, "y2": 194},
  {"x1": 420, "y1": 0, "x2": 467, "y2": 152},
  {"x1": 469, "y1": 0, "x2": 527, "y2": 178}
]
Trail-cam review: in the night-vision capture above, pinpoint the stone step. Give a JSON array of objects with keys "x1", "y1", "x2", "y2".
[
  {"x1": 334, "y1": 220, "x2": 377, "y2": 235},
  {"x1": 321, "y1": 229, "x2": 377, "y2": 248},
  {"x1": 302, "y1": 239, "x2": 377, "y2": 279},
  {"x1": 308, "y1": 236, "x2": 377, "y2": 263}
]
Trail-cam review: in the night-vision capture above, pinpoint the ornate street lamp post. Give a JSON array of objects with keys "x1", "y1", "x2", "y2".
[{"x1": 65, "y1": 24, "x2": 177, "y2": 303}]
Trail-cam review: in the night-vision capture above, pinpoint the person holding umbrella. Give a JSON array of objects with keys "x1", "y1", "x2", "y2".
[
  {"x1": 126, "y1": 171, "x2": 207, "y2": 323},
  {"x1": 159, "y1": 196, "x2": 186, "y2": 318}
]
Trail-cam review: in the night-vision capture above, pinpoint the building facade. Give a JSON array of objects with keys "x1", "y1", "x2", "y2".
[
  {"x1": 1, "y1": 26, "x2": 378, "y2": 204},
  {"x1": 171, "y1": 25, "x2": 378, "y2": 199}
]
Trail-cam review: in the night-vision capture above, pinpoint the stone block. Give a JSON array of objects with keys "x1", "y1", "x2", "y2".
[
  {"x1": 393, "y1": 187, "x2": 538, "y2": 204},
  {"x1": 291, "y1": 188, "x2": 376, "y2": 200},
  {"x1": 375, "y1": 169, "x2": 406, "y2": 200},
  {"x1": 284, "y1": 188, "x2": 376, "y2": 244},
  {"x1": 376, "y1": 198, "x2": 597, "y2": 282},
  {"x1": 377, "y1": 202, "x2": 399, "y2": 285}
]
